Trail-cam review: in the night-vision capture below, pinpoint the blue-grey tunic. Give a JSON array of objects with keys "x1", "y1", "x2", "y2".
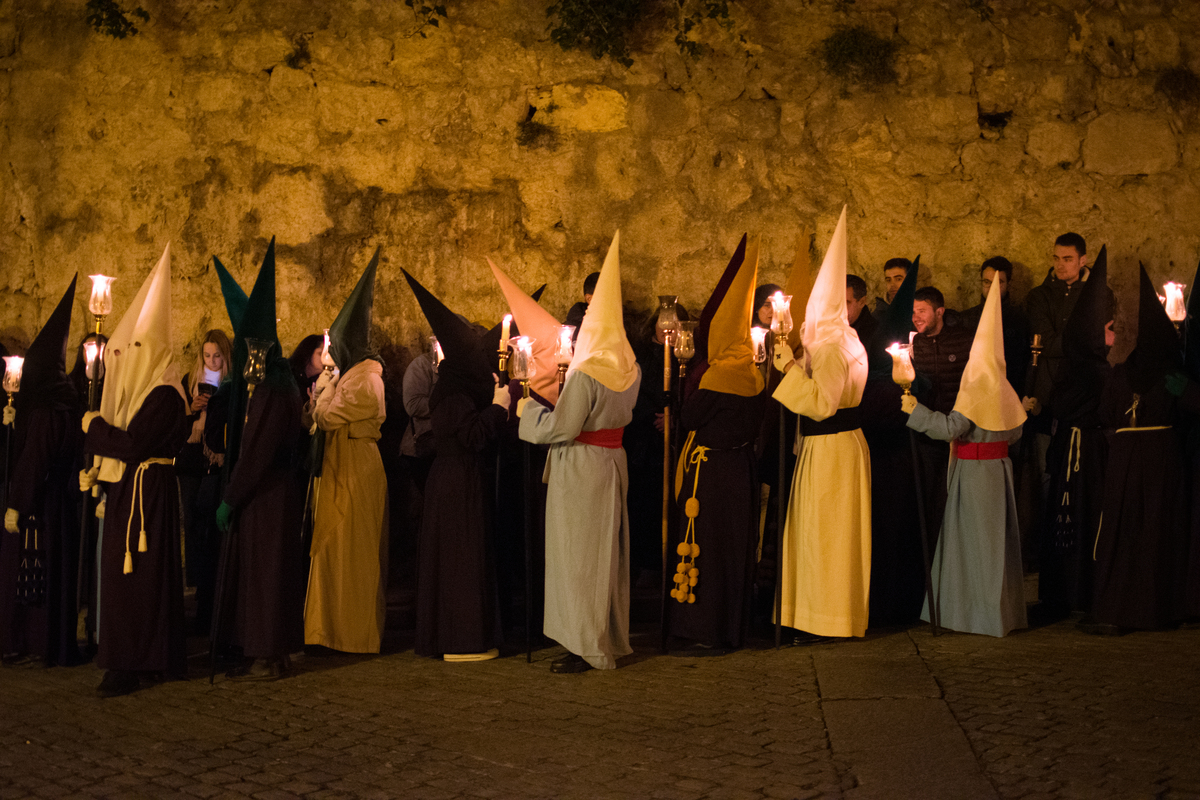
[
  {"x1": 519, "y1": 369, "x2": 640, "y2": 669},
  {"x1": 907, "y1": 405, "x2": 1027, "y2": 637}
]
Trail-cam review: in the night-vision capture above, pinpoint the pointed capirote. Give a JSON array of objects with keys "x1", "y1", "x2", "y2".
[
  {"x1": 18, "y1": 273, "x2": 78, "y2": 412},
  {"x1": 802, "y1": 206, "x2": 855, "y2": 354},
  {"x1": 488, "y1": 258, "x2": 565, "y2": 404},
  {"x1": 1061, "y1": 245, "x2": 1110, "y2": 364},
  {"x1": 402, "y1": 269, "x2": 494, "y2": 405},
  {"x1": 213, "y1": 255, "x2": 249, "y2": 334},
  {"x1": 328, "y1": 248, "x2": 380, "y2": 372},
  {"x1": 699, "y1": 235, "x2": 763, "y2": 398},
  {"x1": 784, "y1": 226, "x2": 814, "y2": 350},
  {"x1": 953, "y1": 272, "x2": 1027, "y2": 431},
  {"x1": 98, "y1": 242, "x2": 185, "y2": 484},
  {"x1": 693, "y1": 234, "x2": 748, "y2": 363},
  {"x1": 568, "y1": 231, "x2": 638, "y2": 393},
  {"x1": 1126, "y1": 263, "x2": 1184, "y2": 394}
]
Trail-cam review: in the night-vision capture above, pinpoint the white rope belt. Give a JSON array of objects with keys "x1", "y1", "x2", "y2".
[{"x1": 123, "y1": 458, "x2": 175, "y2": 575}]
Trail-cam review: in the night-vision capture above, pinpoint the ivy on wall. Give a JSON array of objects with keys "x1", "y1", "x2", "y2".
[
  {"x1": 86, "y1": 0, "x2": 149, "y2": 39},
  {"x1": 546, "y1": 0, "x2": 742, "y2": 66}
]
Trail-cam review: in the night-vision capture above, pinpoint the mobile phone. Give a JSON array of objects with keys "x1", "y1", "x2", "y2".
[{"x1": 198, "y1": 383, "x2": 217, "y2": 397}]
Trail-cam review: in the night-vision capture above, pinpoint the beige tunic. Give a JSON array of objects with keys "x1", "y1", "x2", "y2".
[
  {"x1": 305, "y1": 360, "x2": 389, "y2": 653},
  {"x1": 773, "y1": 341, "x2": 872, "y2": 638}
]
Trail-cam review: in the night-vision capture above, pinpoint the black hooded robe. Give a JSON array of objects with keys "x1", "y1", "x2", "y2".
[{"x1": 85, "y1": 386, "x2": 189, "y2": 674}]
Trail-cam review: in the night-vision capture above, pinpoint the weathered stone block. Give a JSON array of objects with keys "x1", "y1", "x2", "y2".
[
  {"x1": 546, "y1": 84, "x2": 627, "y2": 133},
  {"x1": 885, "y1": 95, "x2": 979, "y2": 145},
  {"x1": 707, "y1": 99, "x2": 780, "y2": 141},
  {"x1": 629, "y1": 90, "x2": 696, "y2": 139},
  {"x1": 1026, "y1": 121, "x2": 1081, "y2": 168},
  {"x1": 1083, "y1": 112, "x2": 1178, "y2": 174},
  {"x1": 1133, "y1": 20, "x2": 1180, "y2": 71}
]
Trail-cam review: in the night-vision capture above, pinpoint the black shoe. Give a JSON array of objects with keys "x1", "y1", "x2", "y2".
[
  {"x1": 1076, "y1": 618, "x2": 1123, "y2": 636},
  {"x1": 550, "y1": 653, "x2": 593, "y2": 674},
  {"x1": 792, "y1": 632, "x2": 837, "y2": 646},
  {"x1": 669, "y1": 642, "x2": 730, "y2": 657},
  {"x1": 97, "y1": 670, "x2": 140, "y2": 698}
]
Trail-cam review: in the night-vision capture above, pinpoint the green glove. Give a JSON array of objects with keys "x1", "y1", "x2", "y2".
[
  {"x1": 215, "y1": 501, "x2": 234, "y2": 533},
  {"x1": 1165, "y1": 371, "x2": 1189, "y2": 398}
]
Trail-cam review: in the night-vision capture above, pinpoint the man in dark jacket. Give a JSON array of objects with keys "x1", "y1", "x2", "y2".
[
  {"x1": 847, "y1": 274, "x2": 878, "y2": 347},
  {"x1": 960, "y1": 256, "x2": 1031, "y2": 394}
]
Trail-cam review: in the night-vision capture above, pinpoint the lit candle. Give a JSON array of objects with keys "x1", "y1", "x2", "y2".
[
  {"x1": 1164, "y1": 282, "x2": 1187, "y2": 323},
  {"x1": 750, "y1": 327, "x2": 768, "y2": 364},
  {"x1": 320, "y1": 328, "x2": 335, "y2": 368},
  {"x1": 88, "y1": 275, "x2": 115, "y2": 317},
  {"x1": 555, "y1": 325, "x2": 575, "y2": 367},
  {"x1": 83, "y1": 340, "x2": 102, "y2": 381},
  {"x1": 511, "y1": 336, "x2": 536, "y2": 398},
  {"x1": 769, "y1": 292, "x2": 793, "y2": 337},
  {"x1": 885, "y1": 343, "x2": 916, "y2": 390},
  {"x1": 2, "y1": 355, "x2": 24, "y2": 395},
  {"x1": 500, "y1": 314, "x2": 512, "y2": 353}
]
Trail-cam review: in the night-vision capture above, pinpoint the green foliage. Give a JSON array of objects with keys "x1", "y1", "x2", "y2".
[
  {"x1": 819, "y1": 26, "x2": 897, "y2": 87},
  {"x1": 965, "y1": 0, "x2": 993, "y2": 22},
  {"x1": 517, "y1": 119, "x2": 559, "y2": 151},
  {"x1": 547, "y1": 0, "x2": 643, "y2": 68},
  {"x1": 86, "y1": 0, "x2": 149, "y2": 39},
  {"x1": 675, "y1": 0, "x2": 734, "y2": 60},
  {"x1": 1156, "y1": 67, "x2": 1200, "y2": 108},
  {"x1": 404, "y1": 0, "x2": 448, "y2": 39}
]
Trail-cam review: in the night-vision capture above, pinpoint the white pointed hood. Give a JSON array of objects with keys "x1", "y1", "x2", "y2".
[
  {"x1": 568, "y1": 231, "x2": 638, "y2": 393},
  {"x1": 803, "y1": 206, "x2": 863, "y2": 363},
  {"x1": 97, "y1": 243, "x2": 186, "y2": 482},
  {"x1": 952, "y1": 279, "x2": 1027, "y2": 432}
]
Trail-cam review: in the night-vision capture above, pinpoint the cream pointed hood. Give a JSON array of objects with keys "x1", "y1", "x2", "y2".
[
  {"x1": 952, "y1": 279, "x2": 1027, "y2": 432},
  {"x1": 97, "y1": 243, "x2": 185, "y2": 482},
  {"x1": 568, "y1": 231, "x2": 638, "y2": 393},
  {"x1": 488, "y1": 257, "x2": 564, "y2": 405},
  {"x1": 803, "y1": 206, "x2": 863, "y2": 363}
]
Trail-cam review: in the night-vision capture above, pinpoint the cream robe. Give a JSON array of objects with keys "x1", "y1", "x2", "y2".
[
  {"x1": 305, "y1": 360, "x2": 389, "y2": 653},
  {"x1": 773, "y1": 341, "x2": 872, "y2": 638}
]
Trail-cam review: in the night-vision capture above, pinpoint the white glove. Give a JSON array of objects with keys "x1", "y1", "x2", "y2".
[
  {"x1": 901, "y1": 394, "x2": 918, "y2": 414},
  {"x1": 79, "y1": 467, "x2": 100, "y2": 492},
  {"x1": 492, "y1": 384, "x2": 509, "y2": 408},
  {"x1": 81, "y1": 411, "x2": 101, "y2": 433},
  {"x1": 4, "y1": 508, "x2": 18, "y2": 534},
  {"x1": 2, "y1": 406, "x2": 14, "y2": 426},
  {"x1": 516, "y1": 397, "x2": 530, "y2": 418},
  {"x1": 773, "y1": 342, "x2": 795, "y2": 374},
  {"x1": 313, "y1": 368, "x2": 339, "y2": 400}
]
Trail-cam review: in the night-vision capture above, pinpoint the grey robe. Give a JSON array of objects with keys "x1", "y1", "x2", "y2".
[
  {"x1": 907, "y1": 406, "x2": 1027, "y2": 637},
  {"x1": 519, "y1": 368, "x2": 640, "y2": 670}
]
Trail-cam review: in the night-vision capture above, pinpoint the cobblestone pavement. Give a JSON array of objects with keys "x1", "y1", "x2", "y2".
[{"x1": 2, "y1": 619, "x2": 1198, "y2": 799}]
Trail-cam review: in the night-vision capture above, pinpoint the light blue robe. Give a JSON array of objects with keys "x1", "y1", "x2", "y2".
[
  {"x1": 907, "y1": 405, "x2": 1027, "y2": 637},
  {"x1": 519, "y1": 368, "x2": 641, "y2": 669}
]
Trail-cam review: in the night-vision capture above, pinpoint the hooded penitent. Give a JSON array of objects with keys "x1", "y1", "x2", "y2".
[
  {"x1": 693, "y1": 235, "x2": 749, "y2": 364},
  {"x1": 16, "y1": 274, "x2": 79, "y2": 417},
  {"x1": 1126, "y1": 264, "x2": 1184, "y2": 395},
  {"x1": 952, "y1": 274, "x2": 1028, "y2": 432},
  {"x1": 213, "y1": 255, "x2": 249, "y2": 335},
  {"x1": 784, "y1": 227, "x2": 814, "y2": 351},
  {"x1": 802, "y1": 206, "x2": 861, "y2": 362},
  {"x1": 404, "y1": 270, "x2": 495, "y2": 410},
  {"x1": 489, "y1": 259, "x2": 564, "y2": 404},
  {"x1": 698, "y1": 236, "x2": 764, "y2": 398},
  {"x1": 1062, "y1": 245, "x2": 1110, "y2": 365},
  {"x1": 329, "y1": 248, "x2": 380, "y2": 373},
  {"x1": 568, "y1": 231, "x2": 638, "y2": 393},
  {"x1": 866, "y1": 256, "x2": 919, "y2": 381},
  {"x1": 97, "y1": 244, "x2": 185, "y2": 483}
]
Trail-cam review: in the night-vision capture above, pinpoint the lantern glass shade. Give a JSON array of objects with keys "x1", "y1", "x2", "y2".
[
  {"x1": 673, "y1": 320, "x2": 698, "y2": 361},
  {"x1": 243, "y1": 338, "x2": 272, "y2": 386},
  {"x1": 2, "y1": 356, "x2": 24, "y2": 393},
  {"x1": 885, "y1": 342, "x2": 916, "y2": 385},
  {"x1": 429, "y1": 336, "x2": 444, "y2": 373},
  {"x1": 1164, "y1": 282, "x2": 1187, "y2": 323},
  {"x1": 769, "y1": 292, "x2": 793, "y2": 336},
  {"x1": 83, "y1": 340, "x2": 106, "y2": 381},
  {"x1": 555, "y1": 325, "x2": 575, "y2": 366},
  {"x1": 750, "y1": 327, "x2": 768, "y2": 364},
  {"x1": 655, "y1": 295, "x2": 679, "y2": 344},
  {"x1": 320, "y1": 328, "x2": 336, "y2": 368},
  {"x1": 88, "y1": 275, "x2": 115, "y2": 317},
  {"x1": 510, "y1": 336, "x2": 537, "y2": 381}
]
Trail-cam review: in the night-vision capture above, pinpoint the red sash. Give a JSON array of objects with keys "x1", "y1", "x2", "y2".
[
  {"x1": 954, "y1": 440, "x2": 1008, "y2": 460},
  {"x1": 575, "y1": 428, "x2": 624, "y2": 448}
]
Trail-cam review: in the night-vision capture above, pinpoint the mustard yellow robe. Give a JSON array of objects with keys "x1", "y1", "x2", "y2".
[{"x1": 305, "y1": 360, "x2": 389, "y2": 653}]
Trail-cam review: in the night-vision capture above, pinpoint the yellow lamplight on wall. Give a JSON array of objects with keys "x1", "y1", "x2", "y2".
[
  {"x1": 750, "y1": 327, "x2": 768, "y2": 365},
  {"x1": 510, "y1": 336, "x2": 536, "y2": 399},
  {"x1": 885, "y1": 342, "x2": 916, "y2": 396},
  {"x1": 769, "y1": 291, "x2": 793, "y2": 348},
  {"x1": 1164, "y1": 282, "x2": 1187, "y2": 328},
  {"x1": 88, "y1": 275, "x2": 115, "y2": 334},
  {"x1": 555, "y1": 325, "x2": 575, "y2": 393}
]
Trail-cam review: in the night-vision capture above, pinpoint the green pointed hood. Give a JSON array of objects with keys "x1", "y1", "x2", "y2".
[
  {"x1": 213, "y1": 255, "x2": 248, "y2": 333},
  {"x1": 329, "y1": 248, "x2": 380, "y2": 372}
]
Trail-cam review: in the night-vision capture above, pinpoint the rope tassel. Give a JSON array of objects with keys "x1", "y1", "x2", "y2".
[{"x1": 672, "y1": 445, "x2": 708, "y2": 604}]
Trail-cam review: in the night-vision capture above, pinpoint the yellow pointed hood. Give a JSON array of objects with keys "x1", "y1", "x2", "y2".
[
  {"x1": 699, "y1": 237, "x2": 764, "y2": 397},
  {"x1": 784, "y1": 226, "x2": 814, "y2": 351},
  {"x1": 488, "y1": 257, "x2": 564, "y2": 405},
  {"x1": 803, "y1": 206, "x2": 859, "y2": 358},
  {"x1": 97, "y1": 243, "x2": 186, "y2": 482},
  {"x1": 568, "y1": 231, "x2": 637, "y2": 393},
  {"x1": 952, "y1": 280, "x2": 1027, "y2": 431}
]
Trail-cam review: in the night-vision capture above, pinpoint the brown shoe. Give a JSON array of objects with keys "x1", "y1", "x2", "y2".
[{"x1": 550, "y1": 653, "x2": 593, "y2": 674}]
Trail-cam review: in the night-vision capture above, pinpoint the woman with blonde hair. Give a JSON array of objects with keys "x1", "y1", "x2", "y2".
[{"x1": 177, "y1": 328, "x2": 232, "y2": 633}]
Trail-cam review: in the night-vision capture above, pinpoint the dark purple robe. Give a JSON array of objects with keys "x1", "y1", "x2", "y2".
[{"x1": 85, "y1": 385, "x2": 189, "y2": 674}]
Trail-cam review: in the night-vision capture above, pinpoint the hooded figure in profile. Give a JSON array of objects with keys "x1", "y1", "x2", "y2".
[
  {"x1": 81, "y1": 244, "x2": 190, "y2": 697},
  {"x1": 517, "y1": 231, "x2": 641, "y2": 674},
  {"x1": 1090, "y1": 265, "x2": 1190, "y2": 631},
  {"x1": 771, "y1": 207, "x2": 872, "y2": 641},
  {"x1": 1, "y1": 275, "x2": 86, "y2": 667},
  {"x1": 666, "y1": 234, "x2": 765, "y2": 652},
  {"x1": 304, "y1": 249, "x2": 389, "y2": 654},
  {"x1": 903, "y1": 272, "x2": 1028, "y2": 637}
]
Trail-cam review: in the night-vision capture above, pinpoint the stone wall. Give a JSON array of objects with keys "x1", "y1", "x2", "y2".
[{"x1": 2, "y1": 0, "x2": 1199, "y2": 367}]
